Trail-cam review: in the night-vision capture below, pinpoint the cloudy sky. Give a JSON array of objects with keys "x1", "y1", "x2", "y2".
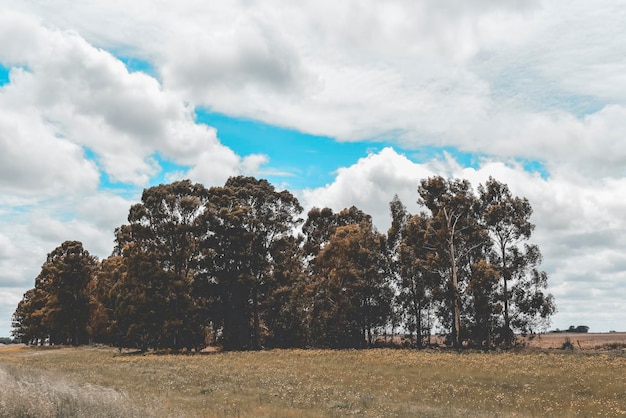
[{"x1": 1, "y1": 0, "x2": 625, "y2": 337}]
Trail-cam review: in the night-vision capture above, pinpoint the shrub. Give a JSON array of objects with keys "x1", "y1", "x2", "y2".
[{"x1": 561, "y1": 337, "x2": 575, "y2": 351}]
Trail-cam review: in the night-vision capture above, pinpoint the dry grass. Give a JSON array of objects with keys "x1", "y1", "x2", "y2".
[
  {"x1": 1, "y1": 345, "x2": 625, "y2": 417},
  {"x1": 523, "y1": 332, "x2": 626, "y2": 351},
  {"x1": 0, "y1": 356, "x2": 150, "y2": 417}
]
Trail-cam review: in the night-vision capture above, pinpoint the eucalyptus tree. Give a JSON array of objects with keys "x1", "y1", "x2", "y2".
[
  {"x1": 309, "y1": 221, "x2": 392, "y2": 348},
  {"x1": 199, "y1": 176, "x2": 303, "y2": 350},
  {"x1": 394, "y1": 212, "x2": 437, "y2": 346},
  {"x1": 113, "y1": 180, "x2": 209, "y2": 350},
  {"x1": 261, "y1": 234, "x2": 309, "y2": 348},
  {"x1": 418, "y1": 177, "x2": 489, "y2": 347},
  {"x1": 479, "y1": 177, "x2": 555, "y2": 343},
  {"x1": 303, "y1": 206, "x2": 386, "y2": 347},
  {"x1": 12, "y1": 288, "x2": 47, "y2": 345},
  {"x1": 302, "y1": 205, "x2": 371, "y2": 265},
  {"x1": 110, "y1": 243, "x2": 171, "y2": 351},
  {"x1": 12, "y1": 241, "x2": 97, "y2": 345},
  {"x1": 87, "y1": 255, "x2": 125, "y2": 344}
]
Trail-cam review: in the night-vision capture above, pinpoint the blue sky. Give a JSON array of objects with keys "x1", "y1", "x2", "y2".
[
  {"x1": 190, "y1": 110, "x2": 381, "y2": 190},
  {"x1": 0, "y1": 65, "x2": 8, "y2": 85},
  {"x1": 196, "y1": 110, "x2": 494, "y2": 190},
  {"x1": 1, "y1": 1, "x2": 626, "y2": 336}
]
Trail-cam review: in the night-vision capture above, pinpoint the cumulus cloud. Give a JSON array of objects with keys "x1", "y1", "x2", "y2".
[
  {"x1": 302, "y1": 148, "x2": 626, "y2": 331},
  {"x1": 1, "y1": 0, "x2": 626, "y2": 334},
  {"x1": 0, "y1": 11, "x2": 266, "y2": 188},
  {"x1": 16, "y1": 0, "x2": 624, "y2": 180},
  {"x1": 0, "y1": 106, "x2": 100, "y2": 199},
  {"x1": 301, "y1": 148, "x2": 432, "y2": 225}
]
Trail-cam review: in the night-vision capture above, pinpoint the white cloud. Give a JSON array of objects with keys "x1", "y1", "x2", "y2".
[
  {"x1": 0, "y1": 288, "x2": 22, "y2": 333},
  {"x1": 16, "y1": 0, "x2": 622, "y2": 181},
  {"x1": 302, "y1": 148, "x2": 626, "y2": 332},
  {"x1": 76, "y1": 192, "x2": 136, "y2": 231},
  {"x1": 0, "y1": 11, "x2": 263, "y2": 188},
  {"x1": 1, "y1": 0, "x2": 626, "y2": 335},
  {"x1": 0, "y1": 103, "x2": 100, "y2": 199},
  {"x1": 302, "y1": 148, "x2": 432, "y2": 227}
]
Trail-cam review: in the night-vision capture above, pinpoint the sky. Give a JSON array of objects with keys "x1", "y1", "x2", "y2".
[{"x1": 1, "y1": 0, "x2": 625, "y2": 337}]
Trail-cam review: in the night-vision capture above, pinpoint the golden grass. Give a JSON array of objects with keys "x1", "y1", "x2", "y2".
[
  {"x1": 1, "y1": 345, "x2": 625, "y2": 417},
  {"x1": 0, "y1": 359, "x2": 149, "y2": 417}
]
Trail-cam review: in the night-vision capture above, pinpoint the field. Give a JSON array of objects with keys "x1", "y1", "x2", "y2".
[
  {"x1": 523, "y1": 332, "x2": 626, "y2": 350},
  {"x1": 0, "y1": 342, "x2": 625, "y2": 417}
]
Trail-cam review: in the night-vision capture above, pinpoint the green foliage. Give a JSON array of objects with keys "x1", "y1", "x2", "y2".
[
  {"x1": 416, "y1": 176, "x2": 489, "y2": 347},
  {"x1": 112, "y1": 180, "x2": 209, "y2": 351},
  {"x1": 390, "y1": 176, "x2": 555, "y2": 349},
  {"x1": 479, "y1": 177, "x2": 555, "y2": 345},
  {"x1": 199, "y1": 176, "x2": 304, "y2": 350},
  {"x1": 11, "y1": 175, "x2": 555, "y2": 351},
  {"x1": 309, "y1": 222, "x2": 392, "y2": 348},
  {"x1": 12, "y1": 241, "x2": 97, "y2": 345}
]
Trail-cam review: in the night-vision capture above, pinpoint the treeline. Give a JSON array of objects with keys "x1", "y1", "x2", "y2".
[{"x1": 12, "y1": 176, "x2": 555, "y2": 351}]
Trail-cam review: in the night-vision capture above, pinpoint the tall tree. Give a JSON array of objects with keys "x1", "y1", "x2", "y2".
[
  {"x1": 110, "y1": 244, "x2": 170, "y2": 351},
  {"x1": 418, "y1": 177, "x2": 488, "y2": 347},
  {"x1": 387, "y1": 195, "x2": 410, "y2": 253},
  {"x1": 87, "y1": 255, "x2": 125, "y2": 344},
  {"x1": 395, "y1": 213, "x2": 436, "y2": 347},
  {"x1": 302, "y1": 206, "x2": 371, "y2": 345},
  {"x1": 261, "y1": 234, "x2": 309, "y2": 348},
  {"x1": 199, "y1": 176, "x2": 303, "y2": 350},
  {"x1": 309, "y1": 219, "x2": 392, "y2": 348},
  {"x1": 114, "y1": 180, "x2": 209, "y2": 350},
  {"x1": 478, "y1": 177, "x2": 555, "y2": 344},
  {"x1": 12, "y1": 241, "x2": 97, "y2": 345},
  {"x1": 466, "y1": 259, "x2": 500, "y2": 346}
]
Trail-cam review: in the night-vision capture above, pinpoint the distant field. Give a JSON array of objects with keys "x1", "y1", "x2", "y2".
[
  {"x1": 1, "y1": 344, "x2": 625, "y2": 417},
  {"x1": 523, "y1": 332, "x2": 626, "y2": 350}
]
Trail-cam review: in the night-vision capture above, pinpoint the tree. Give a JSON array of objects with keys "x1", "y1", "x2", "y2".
[
  {"x1": 479, "y1": 177, "x2": 555, "y2": 344},
  {"x1": 309, "y1": 219, "x2": 392, "y2": 348},
  {"x1": 113, "y1": 180, "x2": 209, "y2": 350},
  {"x1": 11, "y1": 288, "x2": 47, "y2": 345},
  {"x1": 418, "y1": 177, "x2": 488, "y2": 347},
  {"x1": 394, "y1": 213, "x2": 436, "y2": 347},
  {"x1": 302, "y1": 206, "x2": 372, "y2": 263},
  {"x1": 261, "y1": 235, "x2": 309, "y2": 348},
  {"x1": 12, "y1": 241, "x2": 97, "y2": 345},
  {"x1": 199, "y1": 176, "x2": 303, "y2": 350},
  {"x1": 110, "y1": 244, "x2": 170, "y2": 351},
  {"x1": 302, "y1": 206, "x2": 380, "y2": 347},
  {"x1": 387, "y1": 195, "x2": 411, "y2": 253},
  {"x1": 466, "y1": 259, "x2": 500, "y2": 346},
  {"x1": 87, "y1": 255, "x2": 125, "y2": 344}
]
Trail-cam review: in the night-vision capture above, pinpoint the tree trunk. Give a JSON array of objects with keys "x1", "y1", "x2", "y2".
[
  {"x1": 503, "y1": 269, "x2": 512, "y2": 346},
  {"x1": 416, "y1": 299, "x2": 423, "y2": 348},
  {"x1": 501, "y1": 243, "x2": 512, "y2": 347},
  {"x1": 252, "y1": 285, "x2": 260, "y2": 349},
  {"x1": 450, "y1": 240, "x2": 461, "y2": 348}
]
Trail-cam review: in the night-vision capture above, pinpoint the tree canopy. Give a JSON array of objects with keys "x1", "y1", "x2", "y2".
[{"x1": 13, "y1": 175, "x2": 555, "y2": 350}]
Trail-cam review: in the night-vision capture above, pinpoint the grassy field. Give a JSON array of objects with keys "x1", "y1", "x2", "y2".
[{"x1": 1, "y1": 344, "x2": 625, "y2": 417}]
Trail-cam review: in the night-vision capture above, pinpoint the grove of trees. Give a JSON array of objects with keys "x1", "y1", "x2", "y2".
[{"x1": 12, "y1": 175, "x2": 555, "y2": 350}]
